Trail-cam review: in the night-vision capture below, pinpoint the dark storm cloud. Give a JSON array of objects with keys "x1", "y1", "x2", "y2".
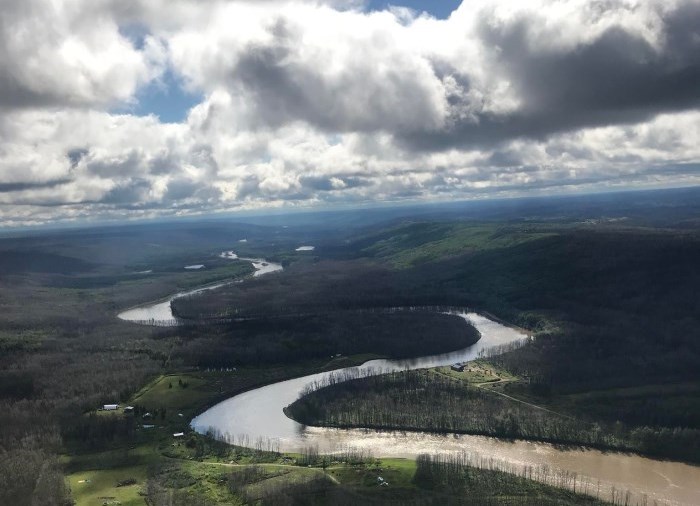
[
  {"x1": 67, "y1": 148, "x2": 89, "y2": 169},
  {"x1": 230, "y1": 17, "x2": 444, "y2": 133},
  {"x1": 400, "y1": 2, "x2": 700, "y2": 151},
  {"x1": 234, "y1": 175, "x2": 263, "y2": 200},
  {"x1": 489, "y1": 11, "x2": 700, "y2": 115},
  {"x1": 206, "y1": 1, "x2": 700, "y2": 152},
  {"x1": 299, "y1": 175, "x2": 369, "y2": 191},
  {"x1": 163, "y1": 178, "x2": 222, "y2": 202},
  {"x1": 100, "y1": 179, "x2": 152, "y2": 204},
  {"x1": 0, "y1": 179, "x2": 71, "y2": 193},
  {"x1": 87, "y1": 151, "x2": 145, "y2": 178},
  {"x1": 149, "y1": 152, "x2": 180, "y2": 175}
]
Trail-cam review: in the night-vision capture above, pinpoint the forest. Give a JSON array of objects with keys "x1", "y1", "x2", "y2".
[
  {"x1": 0, "y1": 187, "x2": 699, "y2": 504},
  {"x1": 172, "y1": 310, "x2": 479, "y2": 367},
  {"x1": 174, "y1": 222, "x2": 700, "y2": 395},
  {"x1": 286, "y1": 369, "x2": 700, "y2": 463}
]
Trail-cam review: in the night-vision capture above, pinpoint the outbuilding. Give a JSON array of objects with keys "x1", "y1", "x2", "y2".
[{"x1": 103, "y1": 404, "x2": 119, "y2": 411}]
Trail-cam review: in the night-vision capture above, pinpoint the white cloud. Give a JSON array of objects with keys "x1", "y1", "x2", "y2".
[
  {"x1": 0, "y1": 0, "x2": 699, "y2": 226},
  {"x1": 0, "y1": 0, "x2": 166, "y2": 109}
]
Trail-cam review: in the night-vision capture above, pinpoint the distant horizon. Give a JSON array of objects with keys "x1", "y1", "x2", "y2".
[{"x1": 3, "y1": 183, "x2": 698, "y2": 235}]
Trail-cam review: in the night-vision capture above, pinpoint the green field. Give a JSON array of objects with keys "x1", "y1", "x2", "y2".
[
  {"x1": 67, "y1": 446, "x2": 610, "y2": 506},
  {"x1": 63, "y1": 363, "x2": 613, "y2": 505},
  {"x1": 69, "y1": 466, "x2": 147, "y2": 506}
]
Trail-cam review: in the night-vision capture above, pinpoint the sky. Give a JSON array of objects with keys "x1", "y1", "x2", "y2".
[{"x1": 1, "y1": 0, "x2": 699, "y2": 227}]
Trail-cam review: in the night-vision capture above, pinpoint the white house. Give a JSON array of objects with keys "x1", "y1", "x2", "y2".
[{"x1": 103, "y1": 404, "x2": 119, "y2": 411}]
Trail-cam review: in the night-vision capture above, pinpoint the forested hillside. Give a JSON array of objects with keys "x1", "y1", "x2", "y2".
[{"x1": 2, "y1": 188, "x2": 699, "y2": 504}]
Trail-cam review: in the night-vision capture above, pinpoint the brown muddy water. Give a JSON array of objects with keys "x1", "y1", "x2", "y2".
[{"x1": 191, "y1": 313, "x2": 700, "y2": 506}]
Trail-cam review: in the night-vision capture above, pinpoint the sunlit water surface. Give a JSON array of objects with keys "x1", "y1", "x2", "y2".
[{"x1": 192, "y1": 314, "x2": 700, "y2": 506}]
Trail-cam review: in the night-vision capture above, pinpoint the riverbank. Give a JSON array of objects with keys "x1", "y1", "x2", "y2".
[
  {"x1": 66, "y1": 446, "x2": 612, "y2": 505},
  {"x1": 188, "y1": 311, "x2": 700, "y2": 506},
  {"x1": 62, "y1": 313, "x2": 511, "y2": 504},
  {"x1": 286, "y1": 365, "x2": 699, "y2": 463},
  {"x1": 63, "y1": 359, "x2": 373, "y2": 505},
  {"x1": 67, "y1": 351, "x2": 683, "y2": 506},
  {"x1": 66, "y1": 362, "x2": 613, "y2": 505},
  {"x1": 117, "y1": 254, "x2": 279, "y2": 325},
  {"x1": 66, "y1": 354, "x2": 613, "y2": 505}
]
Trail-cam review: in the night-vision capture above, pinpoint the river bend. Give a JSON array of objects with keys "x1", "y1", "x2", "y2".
[
  {"x1": 117, "y1": 262, "x2": 699, "y2": 506},
  {"x1": 191, "y1": 313, "x2": 700, "y2": 506}
]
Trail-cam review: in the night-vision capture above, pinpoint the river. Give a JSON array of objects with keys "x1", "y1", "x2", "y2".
[
  {"x1": 191, "y1": 313, "x2": 700, "y2": 506},
  {"x1": 117, "y1": 260, "x2": 700, "y2": 505},
  {"x1": 116, "y1": 256, "x2": 283, "y2": 325}
]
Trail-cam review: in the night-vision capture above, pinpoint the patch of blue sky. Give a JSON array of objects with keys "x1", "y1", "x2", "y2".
[
  {"x1": 132, "y1": 70, "x2": 203, "y2": 124},
  {"x1": 115, "y1": 2, "x2": 464, "y2": 123},
  {"x1": 109, "y1": 68, "x2": 202, "y2": 124},
  {"x1": 116, "y1": 23, "x2": 203, "y2": 123},
  {"x1": 364, "y1": 0, "x2": 462, "y2": 19}
]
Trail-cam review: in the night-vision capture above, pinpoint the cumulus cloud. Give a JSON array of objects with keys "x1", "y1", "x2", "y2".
[
  {"x1": 0, "y1": 0, "x2": 166, "y2": 110},
  {"x1": 0, "y1": 0, "x2": 699, "y2": 226},
  {"x1": 167, "y1": 0, "x2": 700, "y2": 143}
]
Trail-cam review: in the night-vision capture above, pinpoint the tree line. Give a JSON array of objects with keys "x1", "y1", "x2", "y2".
[{"x1": 286, "y1": 369, "x2": 700, "y2": 463}]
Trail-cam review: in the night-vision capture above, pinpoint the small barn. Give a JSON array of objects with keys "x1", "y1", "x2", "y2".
[{"x1": 103, "y1": 404, "x2": 119, "y2": 411}]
